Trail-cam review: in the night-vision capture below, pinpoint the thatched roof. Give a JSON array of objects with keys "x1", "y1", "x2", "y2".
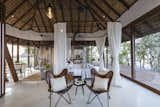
[{"x1": 4, "y1": 0, "x2": 137, "y2": 33}]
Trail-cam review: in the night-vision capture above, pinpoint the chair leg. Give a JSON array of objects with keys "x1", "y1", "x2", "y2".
[
  {"x1": 97, "y1": 95, "x2": 103, "y2": 107},
  {"x1": 87, "y1": 94, "x2": 97, "y2": 104},
  {"x1": 107, "y1": 93, "x2": 110, "y2": 107},
  {"x1": 75, "y1": 86, "x2": 78, "y2": 96},
  {"x1": 87, "y1": 91, "x2": 92, "y2": 104},
  {"x1": 55, "y1": 96, "x2": 62, "y2": 107},
  {"x1": 60, "y1": 93, "x2": 71, "y2": 104},
  {"x1": 48, "y1": 92, "x2": 52, "y2": 107}
]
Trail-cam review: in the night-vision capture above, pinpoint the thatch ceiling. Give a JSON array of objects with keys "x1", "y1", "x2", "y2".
[{"x1": 3, "y1": 0, "x2": 137, "y2": 33}]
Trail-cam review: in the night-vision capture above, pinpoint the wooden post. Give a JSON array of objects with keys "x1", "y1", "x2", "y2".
[
  {"x1": 0, "y1": 2, "x2": 6, "y2": 96},
  {"x1": 17, "y1": 39, "x2": 19, "y2": 63},
  {"x1": 5, "y1": 43, "x2": 19, "y2": 82},
  {"x1": 11, "y1": 40, "x2": 13, "y2": 60},
  {"x1": 130, "y1": 25, "x2": 135, "y2": 79},
  {"x1": 28, "y1": 41, "x2": 30, "y2": 67}
]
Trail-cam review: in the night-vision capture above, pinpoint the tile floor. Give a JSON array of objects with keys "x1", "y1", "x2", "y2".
[{"x1": 0, "y1": 78, "x2": 160, "y2": 107}]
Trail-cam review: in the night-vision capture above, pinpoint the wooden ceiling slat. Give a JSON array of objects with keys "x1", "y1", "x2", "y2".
[
  {"x1": 3, "y1": 0, "x2": 9, "y2": 4},
  {"x1": 12, "y1": 2, "x2": 36, "y2": 26},
  {"x1": 85, "y1": 1, "x2": 105, "y2": 29},
  {"x1": 59, "y1": 0, "x2": 65, "y2": 22},
  {"x1": 89, "y1": 0, "x2": 114, "y2": 21},
  {"x1": 77, "y1": 7, "x2": 80, "y2": 33},
  {"x1": 101, "y1": 0, "x2": 121, "y2": 17},
  {"x1": 69, "y1": 0, "x2": 73, "y2": 33},
  {"x1": 34, "y1": 17, "x2": 40, "y2": 32},
  {"x1": 6, "y1": 0, "x2": 27, "y2": 19},
  {"x1": 84, "y1": 9, "x2": 87, "y2": 33},
  {"x1": 37, "y1": 1, "x2": 48, "y2": 32},
  {"x1": 20, "y1": 15, "x2": 34, "y2": 30},
  {"x1": 119, "y1": 0, "x2": 130, "y2": 9}
]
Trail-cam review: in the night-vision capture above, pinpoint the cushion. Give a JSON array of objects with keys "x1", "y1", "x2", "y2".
[
  {"x1": 50, "y1": 76, "x2": 67, "y2": 92},
  {"x1": 93, "y1": 76, "x2": 109, "y2": 90}
]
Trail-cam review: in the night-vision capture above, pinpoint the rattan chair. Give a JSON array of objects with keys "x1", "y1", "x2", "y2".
[
  {"x1": 46, "y1": 69, "x2": 73, "y2": 107},
  {"x1": 86, "y1": 68, "x2": 113, "y2": 107}
]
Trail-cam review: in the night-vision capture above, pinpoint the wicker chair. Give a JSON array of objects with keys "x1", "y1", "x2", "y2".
[
  {"x1": 45, "y1": 69, "x2": 73, "y2": 107},
  {"x1": 86, "y1": 68, "x2": 113, "y2": 107}
]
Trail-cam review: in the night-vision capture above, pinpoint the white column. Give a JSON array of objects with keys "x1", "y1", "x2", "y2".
[
  {"x1": 108, "y1": 22, "x2": 122, "y2": 86},
  {"x1": 54, "y1": 23, "x2": 67, "y2": 74}
]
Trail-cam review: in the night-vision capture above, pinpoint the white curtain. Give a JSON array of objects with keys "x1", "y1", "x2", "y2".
[
  {"x1": 95, "y1": 36, "x2": 106, "y2": 71},
  {"x1": 54, "y1": 23, "x2": 67, "y2": 74},
  {"x1": 67, "y1": 38, "x2": 72, "y2": 59},
  {"x1": 107, "y1": 22, "x2": 122, "y2": 86}
]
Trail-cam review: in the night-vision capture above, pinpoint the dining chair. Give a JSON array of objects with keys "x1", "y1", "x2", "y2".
[{"x1": 86, "y1": 68, "x2": 113, "y2": 107}]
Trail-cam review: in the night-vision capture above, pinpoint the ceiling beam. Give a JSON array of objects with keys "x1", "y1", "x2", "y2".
[
  {"x1": 20, "y1": 15, "x2": 34, "y2": 30},
  {"x1": 119, "y1": 0, "x2": 129, "y2": 9},
  {"x1": 84, "y1": 9, "x2": 87, "y2": 33},
  {"x1": 43, "y1": 0, "x2": 54, "y2": 32},
  {"x1": 89, "y1": 0, "x2": 114, "y2": 21},
  {"x1": 85, "y1": 1, "x2": 105, "y2": 29},
  {"x1": 3, "y1": 0, "x2": 9, "y2": 4},
  {"x1": 58, "y1": 0, "x2": 65, "y2": 22},
  {"x1": 77, "y1": 7, "x2": 80, "y2": 33},
  {"x1": 69, "y1": 0, "x2": 73, "y2": 33},
  {"x1": 101, "y1": 0, "x2": 121, "y2": 17},
  {"x1": 34, "y1": 17, "x2": 40, "y2": 32},
  {"x1": 90, "y1": 22, "x2": 94, "y2": 32},
  {"x1": 37, "y1": 0, "x2": 48, "y2": 32},
  {"x1": 12, "y1": 2, "x2": 36, "y2": 26},
  {"x1": 6, "y1": 0, "x2": 27, "y2": 19}
]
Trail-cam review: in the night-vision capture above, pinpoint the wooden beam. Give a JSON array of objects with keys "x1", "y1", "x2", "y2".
[
  {"x1": 69, "y1": 0, "x2": 73, "y2": 33},
  {"x1": 90, "y1": 22, "x2": 94, "y2": 32},
  {"x1": 5, "y1": 42, "x2": 19, "y2": 82},
  {"x1": 86, "y1": 2, "x2": 104, "y2": 30},
  {"x1": 101, "y1": 0, "x2": 121, "y2": 17},
  {"x1": 85, "y1": 1, "x2": 106, "y2": 28},
  {"x1": 89, "y1": 0, "x2": 114, "y2": 21},
  {"x1": 6, "y1": 0, "x2": 27, "y2": 19},
  {"x1": 20, "y1": 15, "x2": 34, "y2": 30},
  {"x1": 3, "y1": 0, "x2": 9, "y2": 4},
  {"x1": 84, "y1": 9, "x2": 87, "y2": 33},
  {"x1": 12, "y1": 1, "x2": 37, "y2": 26},
  {"x1": 77, "y1": 7, "x2": 80, "y2": 33},
  {"x1": 119, "y1": 0, "x2": 129, "y2": 9},
  {"x1": 34, "y1": 17, "x2": 40, "y2": 32},
  {"x1": 17, "y1": 39, "x2": 19, "y2": 63},
  {"x1": 37, "y1": 0, "x2": 48, "y2": 32},
  {"x1": 58, "y1": 0, "x2": 65, "y2": 22}
]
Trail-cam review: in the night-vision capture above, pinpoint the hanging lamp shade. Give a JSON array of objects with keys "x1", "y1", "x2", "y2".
[{"x1": 46, "y1": 3, "x2": 53, "y2": 19}]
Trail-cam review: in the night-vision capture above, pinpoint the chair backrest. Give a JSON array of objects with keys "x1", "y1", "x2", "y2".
[
  {"x1": 45, "y1": 69, "x2": 69, "y2": 91},
  {"x1": 90, "y1": 68, "x2": 113, "y2": 91}
]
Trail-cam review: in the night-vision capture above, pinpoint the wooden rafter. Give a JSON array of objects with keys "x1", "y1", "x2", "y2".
[
  {"x1": 20, "y1": 15, "x2": 34, "y2": 30},
  {"x1": 90, "y1": 22, "x2": 94, "y2": 32},
  {"x1": 12, "y1": 2, "x2": 37, "y2": 26},
  {"x1": 6, "y1": 0, "x2": 27, "y2": 19},
  {"x1": 58, "y1": 0, "x2": 65, "y2": 22},
  {"x1": 101, "y1": 0, "x2": 120, "y2": 17},
  {"x1": 3, "y1": 0, "x2": 9, "y2": 4},
  {"x1": 77, "y1": 7, "x2": 80, "y2": 33},
  {"x1": 86, "y1": 1, "x2": 105, "y2": 29},
  {"x1": 43, "y1": 0, "x2": 54, "y2": 32},
  {"x1": 89, "y1": 0, "x2": 114, "y2": 21},
  {"x1": 69, "y1": 0, "x2": 73, "y2": 32},
  {"x1": 119, "y1": 0, "x2": 129, "y2": 9},
  {"x1": 34, "y1": 17, "x2": 40, "y2": 32},
  {"x1": 84, "y1": 9, "x2": 87, "y2": 33},
  {"x1": 37, "y1": 0, "x2": 48, "y2": 32}
]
